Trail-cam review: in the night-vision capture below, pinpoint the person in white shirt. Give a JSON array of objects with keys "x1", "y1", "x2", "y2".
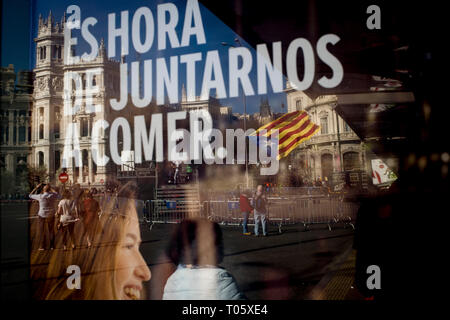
[
  {"x1": 56, "y1": 190, "x2": 78, "y2": 250},
  {"x1": 163, "y1": 218, "x2": 245, "y2": 300},
  {"x1": 29, "y1": 183, "x2": 60, "y2": 250}
]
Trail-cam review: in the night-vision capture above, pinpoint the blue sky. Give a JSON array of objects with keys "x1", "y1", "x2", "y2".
[
  {"x1": 4, "y1": 0, "x2": 288, "y2": 115},
  {"x1": 1, "y1": 0, "x2": 32, "y2": 71}
]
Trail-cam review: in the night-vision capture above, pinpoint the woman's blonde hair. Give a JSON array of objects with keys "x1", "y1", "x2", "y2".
[{"x1": 33, "y1": 181, "x2": 140, "y2": 300}]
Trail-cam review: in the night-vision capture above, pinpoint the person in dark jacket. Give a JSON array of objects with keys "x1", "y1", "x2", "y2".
[{"x1": 252, "y1": 185, "x2": 268, "y2": 237}]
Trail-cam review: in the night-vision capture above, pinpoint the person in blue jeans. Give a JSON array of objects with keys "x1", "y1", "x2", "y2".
[
  {"x1": 239, "y1": 189, "x2": 253, "y2": 235},
  {"x1": 252, "y1": 185, "x2": 268, "y2": 237},
  {"x1": 29, "y1": 183, "x2": 60, "y2": 250}
]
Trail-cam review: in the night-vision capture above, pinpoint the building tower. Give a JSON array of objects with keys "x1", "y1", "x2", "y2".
[
  {"x1": 33, "y1": 12, "x2": 120, "y2": 187},
  {"x1": 32, "y1": 12, "x2": 64, "y2": 181}
]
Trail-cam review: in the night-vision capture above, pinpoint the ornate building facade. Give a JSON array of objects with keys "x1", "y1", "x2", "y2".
[
  {"x1": 0, "y1": 65, "x2": 33, "y2": 189},
  {"x1": 285, "y1": 82, "x2": 368, "y2": 185},
  {"x1": 180, "y1": 84, "x2": 231, "y2": 118},
  {"x1": 32, "y1": 13, "x2": 120, "y2": 187}
]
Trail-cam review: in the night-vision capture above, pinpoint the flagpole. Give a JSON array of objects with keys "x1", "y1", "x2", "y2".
[
  {"x1": 221, "y1": 38, "x2": 249, "y2": 189},
  {"x1": 243, "y1": 89, "x2": 249, "y2": 189},
  {"x1": 334, "y1": 106, "x2": 343, "y2": 172}
]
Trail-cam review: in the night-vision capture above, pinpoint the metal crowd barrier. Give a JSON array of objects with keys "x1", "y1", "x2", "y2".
[
  {"x1": 136, "y1": 196, "x2": 359, "y2": 233},
  {"x1": 207, "y1": 200, "x2": 248, "y2": 226},
  {"x1": 149, "y1": 199, "x2": 203, "y2": 224},
  {"x1": 205, "y1": 197, "x2": 359, "y2": 232}
]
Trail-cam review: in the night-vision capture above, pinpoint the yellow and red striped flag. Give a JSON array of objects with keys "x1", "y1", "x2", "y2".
[{"x1": 252, "y1": 110, "x2": 320, "y2": 160}]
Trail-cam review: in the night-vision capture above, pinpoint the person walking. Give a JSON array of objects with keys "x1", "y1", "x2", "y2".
[
  {"x1": 173, "y1": 161, "x2": 180, "y2": 184},
  {"x1": 252, "y1": 185, "x2": 268, "y2": 237},
  {"x1": 56, "y1": 189, "x2": 78, "y2": 250},
  {"x1": 143, "y1": 200, "x2": 151, "y2": 222},
  {"x1": 71, "y1": 184, "x2": 83, "y2": 218},
  {"x1": 239, "y1": 189, "x2": 253, "y2": 235},
  {"x1": 29, "y1": 183, "x2": 60, "y2": 250},
  {"x1": 82, "y1": 190, "x2": 100, "y2": 248}
]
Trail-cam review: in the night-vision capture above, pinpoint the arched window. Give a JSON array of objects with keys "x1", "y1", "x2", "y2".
[
  {"x1": 54, "y1": 122, "x2": 60, "y2": 139},
  {"x1": 55, "y1": 150, "x2": 61, "y2": 171},
  {"x1": 54, "y1": 107, "x2": 60, "y2": 139},
  {"x1": 81, "y1": 119, "x2": 88, "y2": 137},
  {"x1": 343, "y1": 152, "x2": 360, "y2": 171},
  {"x1": 320, "y1": 116, "x2": 328, "y2": 134},
  {"x1": 19, "y1": 126, "x2": 26, "y2": 142},
  {"x1": 0, "y1": 155, "x2": 6, "y2": 170},
  {"x1": 38, "y1": 152, "x2": 44, "y2": 167},
  {"x1": 321, "y1": 153, "x2": 333, "y2": 181},
  {"x1": 39, "y1": 124, "x2": 44, "y2": 140},
  {"x1": 40, "y1": 46, "x2": 46, "y2": 60},
  {"x1": 82, "y1": 149, "x2": 89, "y2": 182}
]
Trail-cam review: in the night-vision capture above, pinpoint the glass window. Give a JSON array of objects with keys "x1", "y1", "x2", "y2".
[
  {"x1": 81, "y1": 119, "x2": 88, "y2": 137},
  {"x1": 54, "y1": 122, "x2": 60, "y2": 139},
  {"x1": 39, "y1": 124, "x2": 44, "y2": 140},
  {"x1": 0, "y1": 155, "x2": 5, "y2": 169},
  {"x1": 19, "y1": 126, "x2": 26, "y2": 142},
  {"x1": 320, "y1": 117, "x2": 328, "y2": 134},
  {"x1": 343, "y1": 121, "x2": 351, "y2": 132},
  {"x1": 38, "y1": 152, "x2": 44, "y2": 167},
  {"x1": 55, "y1": 151, "x2": 60, "y2": 170}
]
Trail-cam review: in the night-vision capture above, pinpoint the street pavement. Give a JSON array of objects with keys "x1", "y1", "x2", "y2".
[
  {"x1": 1, "y1": 202, "x2": 355, "y2": 300},
  {"x1": 140, "y1": 222, "x2": 355, "y2": 300}
]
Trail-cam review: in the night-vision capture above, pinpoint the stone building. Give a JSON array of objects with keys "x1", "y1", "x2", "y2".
[
  {"x1": 285, "y1": 82, "x2": 368, "y2": 185},
  {"x1": 0, "y1": 65, "x2": 33, "y2": 189},
  {"x1": 180, "y1": 84, "x2": 230, "y2": 118},
  {"x1": 32, "y1": 12, "x2": 120, "y2": 187}
]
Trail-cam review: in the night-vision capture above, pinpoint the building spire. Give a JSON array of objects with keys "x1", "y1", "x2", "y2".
[
  {"x1": 61, "y1": 11, "x2": 66, "y2": 28},
  {"x1": 181, "y1": 83, "x2": 187, "y2": 102},
  {"x1": 99, "y1": 38, "x2": 106, "y2": 57},
  {"x1": 48, "y1": 11, "x2": 53, "y2": 27}
]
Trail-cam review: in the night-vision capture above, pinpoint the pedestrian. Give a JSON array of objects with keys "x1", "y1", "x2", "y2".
[
  {"x1": 252, "y1": 185, "x2": 268, "y2": 237},
  {"x1": 82, "y1": 190, "x2": 100, "y2": 248},
  {"x1": 239, "y1": 189, "x2": 253, "y2": 235},
  {"x1": 174, "y1": 161, "x2": 180, "y2": 184},
  {"x1": 56, "y1": 189, "x2": 78, "y2": 250},
  {"x1": 186, "y1": 164, "x2": 193, "y2": 182},
  {"x1": 29, "y1": 183, "x2": 60, "y2": 250},
  {"x1": 71, "y1": 183, "x2": 83, "y2": 218},
  {"x1": 143, "y1": 200, "x2": 151, "y2": 222},
  {"x1": 163, "y1": 218, "x2": 245, "y2": 300}
]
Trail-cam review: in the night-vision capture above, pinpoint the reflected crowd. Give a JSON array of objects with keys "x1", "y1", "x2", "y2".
[{"x1": 28, "y1": 181, "x2": 244, "y2": 300}]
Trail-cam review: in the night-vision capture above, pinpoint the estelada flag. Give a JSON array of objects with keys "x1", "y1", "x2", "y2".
[{"x1": 251, "y1": 110, "x2": 320, "y2": 160}]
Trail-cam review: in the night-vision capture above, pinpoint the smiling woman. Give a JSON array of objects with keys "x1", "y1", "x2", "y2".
[{"x1": 35, "y1": 181, "x2": 151, "y2": 300}]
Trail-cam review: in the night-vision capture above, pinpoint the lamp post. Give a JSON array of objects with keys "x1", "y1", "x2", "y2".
[{"x1": 221, "y1": 38, "x2": 249, "y2": 189}]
